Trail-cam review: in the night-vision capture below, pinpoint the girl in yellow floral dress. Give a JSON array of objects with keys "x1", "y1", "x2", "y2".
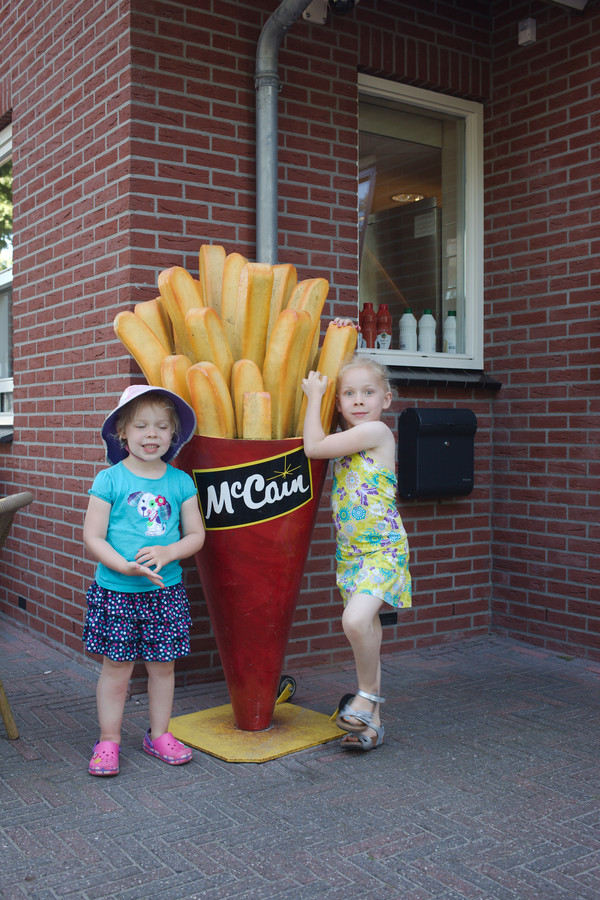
[{"x1": 302, "y1": 356, "x2": 411, "y2": 751}]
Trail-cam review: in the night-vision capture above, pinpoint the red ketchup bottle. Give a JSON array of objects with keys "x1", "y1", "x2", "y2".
[
  {"x1": 376, "y1": 304, "x2": 392, "y2": 350},
  {"x1": 360, "y1": 302, "x2": 376, "y2": 348}
]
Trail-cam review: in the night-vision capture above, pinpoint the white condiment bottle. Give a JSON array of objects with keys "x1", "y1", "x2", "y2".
[
  {"x1": 443, "y1": 310, "x2": 457, "y2": 354},
  {"x1": 418, "y1": 309, "x2": 436, "y2": 353},
  {"x1": 399, "y1": 309, "x2": 417, "y2": 351}
]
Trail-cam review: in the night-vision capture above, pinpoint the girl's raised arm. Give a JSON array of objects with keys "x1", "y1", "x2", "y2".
[
  {"x1": 301, "y1": 370, "x2": 328, "y2": 457},
  {"x1": 305, "y1": 417, "x2": 392, "y2": 461},
  {"x1": 301, "y1": 371, "x2": 392, "y2": 462}
]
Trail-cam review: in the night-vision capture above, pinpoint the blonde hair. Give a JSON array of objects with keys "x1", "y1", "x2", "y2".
[
  {"x1": 115, "y1": 392, "x2": 180, "y2": 446},
  {"x1": 336, "y1": 355, "x2": 392, "y2": 395}
]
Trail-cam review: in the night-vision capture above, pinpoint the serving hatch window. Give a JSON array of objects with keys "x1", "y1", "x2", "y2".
[{"x1": 358, "y1": 76, "x2": 483, "y2": 370}]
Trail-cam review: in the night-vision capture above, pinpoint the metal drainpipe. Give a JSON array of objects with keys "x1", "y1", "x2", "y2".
[{"x1": 255, "y1": 0, "x2": 313, "y2": 264}]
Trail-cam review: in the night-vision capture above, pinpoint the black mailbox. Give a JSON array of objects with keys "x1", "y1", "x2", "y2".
[{"x1": 397, "y1": 408, "x2": 477, "y2": 499}]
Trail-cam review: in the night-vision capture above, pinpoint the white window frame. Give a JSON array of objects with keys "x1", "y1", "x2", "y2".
[
  {"x1": 358, "y1": 74, "x2": 484, "y2": 370},
  {"x1": 0, "y1": 122, "x2": 12, "y2": 429}
]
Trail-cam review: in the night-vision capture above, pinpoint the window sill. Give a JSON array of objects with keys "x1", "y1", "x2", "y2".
[
  {"x1": 388, "y1": 366, "x2": 501, "y2": 391},
  {"x1": 0, "y1": 426, "x2": 13, "y2": 442}
]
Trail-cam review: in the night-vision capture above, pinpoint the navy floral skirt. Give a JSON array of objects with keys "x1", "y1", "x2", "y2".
[{"x1": 83, "y1": 581, "x2": 191, "y2": 662}]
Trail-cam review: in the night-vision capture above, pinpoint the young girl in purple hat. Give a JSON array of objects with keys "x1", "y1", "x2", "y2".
[{"x1": 83, "y1": 384, "x2": 205, "y2": 776}]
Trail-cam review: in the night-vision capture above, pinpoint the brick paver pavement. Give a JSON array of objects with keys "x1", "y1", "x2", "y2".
[{"x1": 1, "y1": 616, "x2": 599, "y2": 899}]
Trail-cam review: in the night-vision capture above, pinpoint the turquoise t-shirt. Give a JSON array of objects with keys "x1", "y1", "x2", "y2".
[{"x1": 88, "y1": 462, "x2": 198, "y2": 592}]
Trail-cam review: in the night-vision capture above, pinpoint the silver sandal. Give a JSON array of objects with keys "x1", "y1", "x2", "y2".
[
  {"x1": 335, "y1": 689, "x2": 385, "y2": 734},
  {"x1": 341, "y1": 722, "x2": 385, "y2": 752}
]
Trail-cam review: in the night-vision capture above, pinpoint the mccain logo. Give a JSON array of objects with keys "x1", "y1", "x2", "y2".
[{"x1": 191, "y1": 446, "x2": 313, "y2": 530}]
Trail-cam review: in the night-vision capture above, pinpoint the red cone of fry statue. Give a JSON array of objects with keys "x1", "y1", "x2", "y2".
[
  {"x1": 112, "y1": 245, "x2": 358, "y2": 732},
  {"x1": 176, "y1": 436, "x2": 328, "y2": 731}
]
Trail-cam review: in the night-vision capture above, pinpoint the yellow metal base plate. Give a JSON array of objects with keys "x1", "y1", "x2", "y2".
[{"x1": 169, "y1": 703, "x2": 343, "y2": 763}]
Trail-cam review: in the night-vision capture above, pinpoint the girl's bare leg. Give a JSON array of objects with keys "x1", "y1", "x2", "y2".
[
  {"x1": 341, "y1": 592, "x2": 384, "y2": 736},
  {"x1": 145, "y1": 660, "x2": 175, "y2": 739},
  {"x1": 97, "y1": 657, "x2": 135, "y2": 743}
]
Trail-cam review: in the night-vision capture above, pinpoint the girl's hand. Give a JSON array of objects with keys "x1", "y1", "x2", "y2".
[
  {"x1": 124, "y1": 560, "x2": 165, "y2": 588},
  {"x1": 302, "y1": 370, "x2": 328, "y2": 399},
  {"x1": 332, "y1": 317, "x2": 360, "y2": 331},
  {"x1": 135, "y1": 544, "x2": 173, "y2": 574}
]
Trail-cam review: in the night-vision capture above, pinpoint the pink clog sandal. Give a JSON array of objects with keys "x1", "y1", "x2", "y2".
[
  {"x1": 89, "y1": 739, "x2": 120, "y2": 776},
  {"x1": 142, "y1": 729, "x2": 192, "y2": 765}
]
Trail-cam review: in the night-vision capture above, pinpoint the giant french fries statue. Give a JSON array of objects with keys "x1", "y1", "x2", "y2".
[{"x1": 114, "y1": 246, "x2": 357, "y2": 732}]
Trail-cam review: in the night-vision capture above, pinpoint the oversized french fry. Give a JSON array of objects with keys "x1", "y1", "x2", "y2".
[
  {"x1": 317, "y1": 321, "x2": 358, "y2": 378},
  {"x1": 231, "y1": 358, "x2": 264, "y2": 438},
  {"x1": 134, "y1": 297, "x2": 174, "y2": 354},
  {"x1": 113, "y1": 311, "x2": 167, "y2": 387},
  {"x1": 287, "y1": 278, "x2": 328, "y2": 326},
  {"x1": 287, "y1": 278, "x2": 328, "y2": 367},
  {"x1": 242, "y1": 391, "x2": 272, "y2": 441},
  {"x1": 263, "y1": 308, "x2": 312, "y2": 439},
  {"x1": 220, "y1": 252, "x2": 248, "y2": 353},
  {"x1": 305, "y1": 327, "x2": 320, "y2": 377},
  {"x1": 266, "y1": 263, "x2": 297, "y2": 345},
  {"x1": 160, "y1": 354, "x2": 193, "y2": 407},
  {"x1": 235, "y1": 263, "x2": 274, "y2": 367},
  {"x1": 185, "y1": 306, "x2": 234, "y2": 385},
  {"x1": 307, "y1": 341, "x2": 321, "y2": 376},
  {"x1": 186, "y1": 361, "x2": 236, "y2": 439},
  {"x1": 158, "y1": 266, "x2": 203, "y2": 359},
  {"x1": 319, "y1": 379, "x2": 337, "y2": 433},
  {"x1": 287, "y1": 278, "x2": 329, "y2": 421},
  {"x1": 199, "y1": 244, "x2": 226, "y2": 315},
  {"x1": 295, "y1": 321, "x2": 358, "y2": 435}
]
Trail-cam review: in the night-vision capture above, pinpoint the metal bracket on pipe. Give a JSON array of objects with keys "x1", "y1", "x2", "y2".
[
  {"x1": 254, "y1": 75, "x2": 281, "y2": 92},
  {"x1": 302, "y1": 0, "x2": 328, "y2": 23}
]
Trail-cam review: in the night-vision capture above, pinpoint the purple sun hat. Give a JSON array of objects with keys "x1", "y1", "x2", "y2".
[{"x1": 101, "y1": 384, "x2": 197, "y2": 465}]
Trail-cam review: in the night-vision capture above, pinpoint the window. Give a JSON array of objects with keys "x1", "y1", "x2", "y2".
[
  {"x1": 0, "y1": 123, "x2": 12, "y2": 436},
  {"x1": 358, "y1": 75, "x2": 483, "y2": 369}
]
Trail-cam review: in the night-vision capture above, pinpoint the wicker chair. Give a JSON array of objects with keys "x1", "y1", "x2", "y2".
[{"x1": 0, "y1": 490, "x2": 34, "y2": 739}]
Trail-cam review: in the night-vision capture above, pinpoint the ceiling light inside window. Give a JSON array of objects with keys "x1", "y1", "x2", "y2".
[{"x1": 391, "y1": 193, "x2": 424, "y2": 204}]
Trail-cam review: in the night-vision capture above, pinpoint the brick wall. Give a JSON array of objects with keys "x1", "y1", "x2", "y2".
[
  {"x1": 485, "y1": 0, "x2": 600, "y2": 661},
  {"x1": 0, "y1": 0, "x2": 495, "y2": 684},
  {"x1": 358, "y1": 0, "x2": 491, "y2": 102},
  {"x1": 0, "y1": 0, "x2": 135, "y2": 654},
  {"x1": 1, "y1": 0, "x2": 596, "y2": 682}
]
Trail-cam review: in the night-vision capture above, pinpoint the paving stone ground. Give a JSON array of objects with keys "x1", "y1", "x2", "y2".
[{"x1": 1, "y1": 616, "x2": 600, "y2": 900}]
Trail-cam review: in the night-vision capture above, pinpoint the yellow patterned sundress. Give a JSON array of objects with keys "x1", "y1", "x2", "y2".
[{"x1": 332, "y1": 451, "x2": 411, "y2": 609}]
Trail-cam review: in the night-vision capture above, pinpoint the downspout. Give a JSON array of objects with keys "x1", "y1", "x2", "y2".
[{"x1": 255, "y1": 0, "x2": 313, "y2": 264}]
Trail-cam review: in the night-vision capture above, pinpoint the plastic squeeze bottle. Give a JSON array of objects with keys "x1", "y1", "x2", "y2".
[
  {"x1": 360, "y1": 302, "x2": 377, "y2": 348},
  {"x1": 375, "y1": 304, "x2": 392, "y2": 350},
  {"x1": 399, "y1": 309, "x2": 417, "y2": 351},
  {"x1": 418, "y1": 309, "x2": 436, "y2": 353},
  {"x1": 443, "y1": 310, "x2": 457, "y2": 354}
]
